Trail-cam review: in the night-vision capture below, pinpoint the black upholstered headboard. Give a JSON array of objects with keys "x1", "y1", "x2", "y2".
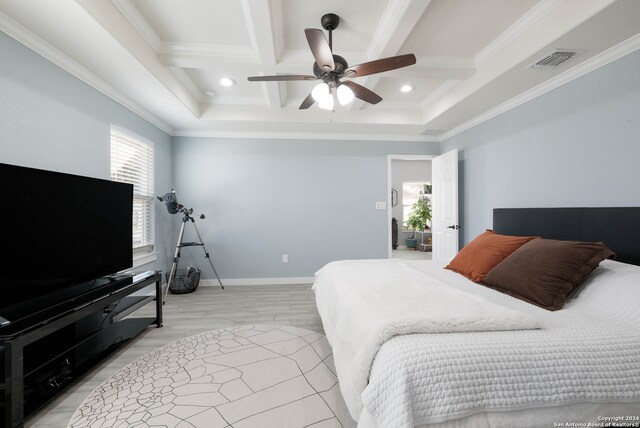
[{"x1": 493, "y1": 207, "x2": 640, "y2": 266}]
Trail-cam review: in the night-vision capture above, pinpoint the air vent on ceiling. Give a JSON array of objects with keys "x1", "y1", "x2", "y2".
[{"x1": 527, "y1": 49, "x2": 584, "y2": 69}]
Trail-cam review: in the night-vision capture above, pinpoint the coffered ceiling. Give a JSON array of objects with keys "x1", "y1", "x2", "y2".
[{"x1": 0, "y1": 0, "x2": 639, "y2": 141}]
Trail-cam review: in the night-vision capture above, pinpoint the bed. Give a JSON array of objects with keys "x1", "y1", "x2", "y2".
[{"x1": 313, "y1": 207, "x2": 640, "y2": 428}]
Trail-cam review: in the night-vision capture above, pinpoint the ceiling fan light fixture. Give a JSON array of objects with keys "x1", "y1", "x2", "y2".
[
  {"x1": 219, "y1": 77, "x2": 236, "y2": 87},
  {"x1": 400, "y1": 84, "x2": 413, "y2": 93},
  {"x1": 312, "y1": 82, "x2": 330, "y2": 102},
  {"x1": 337, "y1": 84, "x2": 354, "y2": 105},
  {"x1": 318, "y1": 92, "x2": 334, "y2": 110}
]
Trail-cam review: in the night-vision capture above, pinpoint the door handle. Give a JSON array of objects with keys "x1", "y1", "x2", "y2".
[{"x1": 446, "y1": 225, "x2": 461, "y2": 230}]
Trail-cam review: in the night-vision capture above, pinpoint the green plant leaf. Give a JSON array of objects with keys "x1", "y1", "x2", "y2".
[{"x1": 404, "y1": 195, "x2": 432, "y2": 233}]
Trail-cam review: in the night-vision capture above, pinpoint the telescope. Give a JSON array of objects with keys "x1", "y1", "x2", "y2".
[
  {"x1": 156, "y1": 189, "x2": 223, "y2": 298},
  {"x1": 157, "y1": 190, "x2": 204, "y2": 219}
]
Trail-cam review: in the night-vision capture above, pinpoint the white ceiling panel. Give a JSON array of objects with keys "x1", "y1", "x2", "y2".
[
  {"x1": 372, "y1": 77, "x2": 445, "y2": 104},
  {"x1": 184, "y1": 68, "x2": 263, "y2": 101},
  {"x1": 131, "y1": 0, "x2": 252, "y2": 46},
  {"x1": 284, "y1": 80, "x2": 317, "y2": 99}
]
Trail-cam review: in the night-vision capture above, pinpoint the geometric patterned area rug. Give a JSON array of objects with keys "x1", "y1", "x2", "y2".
[{"x1": 68, "y1": 325, "x2": 355, "y2": 428}]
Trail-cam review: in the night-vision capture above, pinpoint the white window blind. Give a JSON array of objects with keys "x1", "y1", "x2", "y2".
[{"x1": 110, "y1": 127, "x2": 154, "y2": 254}]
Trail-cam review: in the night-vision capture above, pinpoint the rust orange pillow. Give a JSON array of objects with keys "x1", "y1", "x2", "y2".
[{"x1": 445, "y1": 230, "x2": 538, "y2": 282}]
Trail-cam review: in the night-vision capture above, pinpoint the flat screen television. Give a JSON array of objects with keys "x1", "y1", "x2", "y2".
[{"x1": 0, "y1": 162, "x2": 133, "y2": 315}]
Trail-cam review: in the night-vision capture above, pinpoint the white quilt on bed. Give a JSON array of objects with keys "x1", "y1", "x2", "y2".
[
  {"x1": 358, "y1": 259, "x2": 640, "y2": 428},
  {"x1": 312, "y1": 258, "x2": 540, "y2": 421}
]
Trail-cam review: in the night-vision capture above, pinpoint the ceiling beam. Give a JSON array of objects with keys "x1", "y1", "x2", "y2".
[
  {"x1": 158, "y1": 42, "x2": 259, "y2": 68},
  {"x1": 76, "y1": 0, "x2": 201, "y2": 118},
  {"x1": 77, "y1": 0, "x2": 200, "y2": 117},
  {"x1": 241, "y1": 0, "x2": 283, "y2": 108},
  {"x1": 349, "y1": 0, "x2": 433, "y2": 111},
  {"x1": 110, "y1": 0, "x2": 162, "y2": 51}
]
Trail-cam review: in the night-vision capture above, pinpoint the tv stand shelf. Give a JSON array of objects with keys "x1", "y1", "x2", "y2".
[{"x1": 1, "y1": 271, "x2": 163, "y2": 428}]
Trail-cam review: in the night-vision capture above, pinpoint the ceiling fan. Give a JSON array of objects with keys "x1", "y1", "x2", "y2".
[{"x1": 247, "y1": 13, "x2": 416, "y2": 110}]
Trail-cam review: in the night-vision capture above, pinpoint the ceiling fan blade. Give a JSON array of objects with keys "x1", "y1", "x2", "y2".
[
  {"x1": 343, "y1": 53, "x2": 416, "y2": 78},
  {"x1": 341, "y1": 81, "x2": 382, "y2": 104},
  {"x1": 248, "y1": 75, "x2": 317, "y2": 81},
  {"x1": 305, "y1": 28, "x2": 335, "y2": 72},
  {"x1": 299, "y1": 93, "x2": 315, "y2": 109}
]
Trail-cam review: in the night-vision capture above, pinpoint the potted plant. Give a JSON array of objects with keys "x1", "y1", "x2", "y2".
[{"x1": 404, "y1": 195, "x2": 432, "y2": 248}]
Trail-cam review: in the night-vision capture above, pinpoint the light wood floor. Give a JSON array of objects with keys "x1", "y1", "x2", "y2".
[
  {"x1": 392, "y1": 248, "x2": 433, "y2": 260},
  {"x1": 26, "y1": 284, "x2": 324, "y2": 428}
]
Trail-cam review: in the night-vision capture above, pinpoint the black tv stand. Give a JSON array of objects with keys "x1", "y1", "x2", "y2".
[{"x1": 1, "y1": 271, "x2": 163, "y2": 428}]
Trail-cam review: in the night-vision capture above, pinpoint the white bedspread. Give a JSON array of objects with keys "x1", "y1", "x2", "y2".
[
  {"x1": 312, "y1": 258, "x2": 540, "y2": 421},
  {"x1": 358, "y1": 259, "x2": 640, "y2": 428}
]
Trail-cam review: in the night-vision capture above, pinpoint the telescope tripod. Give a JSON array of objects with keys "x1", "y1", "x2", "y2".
[{"x1": 165, "y1": 211, "x2": 224, "y2": 302}]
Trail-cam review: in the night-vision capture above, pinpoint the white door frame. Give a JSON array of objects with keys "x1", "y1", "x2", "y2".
[{"x1": 387, "y1": 154, "x2": 436, "y2": 259}]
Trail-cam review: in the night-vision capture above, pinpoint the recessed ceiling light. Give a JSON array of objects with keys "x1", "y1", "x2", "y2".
[
  {"x1": 219, "y1": 77, "x2": 236, "y2": 87},
  {"x1": 204, "y1": 89, "x2": 216, "y2": 97},
  {"x1": 400, "y1": 84, "x2": 413, "y2": 93}
]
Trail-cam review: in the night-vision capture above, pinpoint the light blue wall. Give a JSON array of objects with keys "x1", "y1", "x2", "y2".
[
  {"x1": 0, "y1": 31, "x2": 174, "y2": 275},
  {"x1": 442, "y1": 50, "x2": 640, "y2": 246},
  {"x1": 171, "y1": 138, "x2": 439, "y2": 279},
  {"x1": 6, "y1": 18, "x2": 638, "y2": 278}
]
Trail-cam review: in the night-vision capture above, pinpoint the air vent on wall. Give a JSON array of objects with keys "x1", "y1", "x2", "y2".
[{"x1": 527, "y1": 49, "x2": 584, "y2": 69}]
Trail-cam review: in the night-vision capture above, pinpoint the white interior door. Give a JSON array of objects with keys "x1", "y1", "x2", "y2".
[{"x1": 432, "y1": 149, "x2": 459, "y2": 263}]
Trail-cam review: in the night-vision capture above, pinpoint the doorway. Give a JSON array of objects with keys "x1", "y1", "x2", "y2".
[{"x1": 387, "y1": 155, "x2": 435, "y2": 259}]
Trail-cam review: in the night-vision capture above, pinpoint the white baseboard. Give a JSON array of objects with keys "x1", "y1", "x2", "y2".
[{"x1": 199, "y1": 277, "x2": 315, "y2": 286}]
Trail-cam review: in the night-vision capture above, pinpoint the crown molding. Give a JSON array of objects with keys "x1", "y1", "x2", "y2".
[
  {"x1": 279, "y1": 49, "x2": 365, "y2": 65},
  {"x1": 417, "y1": 56, "x2": 475, "y2": 69},
  {"x1": 366, "y1": 0, "x2": 416, "y2": 59},
  {"x1": 160, "y1": 41, "x2": 257, "y2": 59},
  {"x1": 172, "y1": 129, "x2": 439, "y2": 142},
  {"x1": 420, "y1": 80, "x2": 460, "y2": 110},
  {"x1": 170, "y1": 66, "x2": 206, "y2": 102},
  {"x1": 270, "y1": 0, "x2": 285, "y2": 60},
  {"x1": 241, "y1": 0, "x2": 282, "y2": 108},
  {"x1": 440, "y1": 33, "x2": 640, "y2": 142},
  {"x1": 373, "y1": 101, "x2": 423, "y2": 110},
  {"x1": 475, "y1": 0, "x2": 565, "y2": 67},
  {"x1": 203, "y1": 96, "x2": 268, "y2": 106},
  {"x1": 110, "y1": 0, "x2": 162, "y2": 51},
  {"x1": 0, "y1": 11, "x2": 174, "y2": 135}
]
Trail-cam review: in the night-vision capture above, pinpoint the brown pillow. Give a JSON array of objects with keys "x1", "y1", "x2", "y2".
[
  {"x1": 445, "y1": 230, "x2": 538, "y2": 282},
  {"x1": 482, "y1": 239, "x2": 615, "y2": 311}
]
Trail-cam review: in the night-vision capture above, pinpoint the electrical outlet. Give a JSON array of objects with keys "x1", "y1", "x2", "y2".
[{"x1": 282, "y1": 254, "x2": 288, "y2": 263}]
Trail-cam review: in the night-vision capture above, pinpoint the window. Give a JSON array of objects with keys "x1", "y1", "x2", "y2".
[
  {"x1": 110, "y1": 126, "x2": 154, "y2": 254},
  {"x1": 402, "y1": 182, "x2": 431, "y2": 230}
]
